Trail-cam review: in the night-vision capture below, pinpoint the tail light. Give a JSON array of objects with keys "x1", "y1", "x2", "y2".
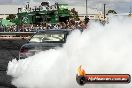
[
  {"x1": 20, "y1": 47, "x2": 28, "y2": 53},
  {"x1": 19, "y1": 47, "x2": 29, "y2": 59},
  {"x1": 19, "y1": 47, "x2": 34, "y2": 59}
]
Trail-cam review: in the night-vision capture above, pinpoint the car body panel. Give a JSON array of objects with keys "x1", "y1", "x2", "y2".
[{"x1": 19, "y1": 29, "x2": 70, "y2": 59}]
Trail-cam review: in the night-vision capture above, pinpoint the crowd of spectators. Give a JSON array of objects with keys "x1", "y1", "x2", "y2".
[{"x1": 0, "y1": 17, "x2": 90, "y2": 32}]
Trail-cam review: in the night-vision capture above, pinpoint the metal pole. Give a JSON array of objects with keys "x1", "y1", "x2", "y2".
[
  {"x1": 86, "y1": 0, "x2": 88, "y2": 16},
  {"x1": 104, "y1": 4, "x2": 106, "y2": 20},
  {"x1": 109, "y1": 0, "x2": 110, "y2": 10},
  {"x1": 130, "y1": 0, "x2": 131, "y2": 15}
]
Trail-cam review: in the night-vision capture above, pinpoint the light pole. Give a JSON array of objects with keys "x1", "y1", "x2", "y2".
[
  {"x1": 130, "y1": 0, "x2": 132, "y2": 15},
  {"x1": 86, "y1": 0, "x2": 88, "y2": 16},
  {"x1": 104, "y1": 4, "x2": 106, "y2": 20}
]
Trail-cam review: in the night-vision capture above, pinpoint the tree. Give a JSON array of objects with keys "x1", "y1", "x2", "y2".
[
  {"x1": 107, "y1": 10, "x2": 117, "y2": 15},
  {"x1": 70, "y1": 8, "x2": 79, "y2": 21}
]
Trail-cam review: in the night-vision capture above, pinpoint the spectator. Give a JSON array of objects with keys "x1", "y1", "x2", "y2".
[{"x1": 84, "y1": 16, "x2": 90, "y2": 25}]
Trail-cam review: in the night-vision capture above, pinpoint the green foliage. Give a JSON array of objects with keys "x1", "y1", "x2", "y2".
[
  {"x1": 107, "y1": 10, "x2": 117, "y2": 15},
  {"x1": 70, "y1": 8, "x2": 79, "y2": 21}
]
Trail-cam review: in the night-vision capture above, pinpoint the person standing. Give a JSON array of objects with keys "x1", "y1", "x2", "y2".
[{"x1": 84, "y1": 16, "x2": 90, "y2": 25}]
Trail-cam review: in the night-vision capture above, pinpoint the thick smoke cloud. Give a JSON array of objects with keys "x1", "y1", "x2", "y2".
[{"x1": 7, "y1": 16, "x2": 132, "y2": 88}]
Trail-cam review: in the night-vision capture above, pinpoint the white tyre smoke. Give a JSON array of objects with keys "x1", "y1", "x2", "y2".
[{"x1": 7, "y1": 17, "x2": 132, "y2": 88}]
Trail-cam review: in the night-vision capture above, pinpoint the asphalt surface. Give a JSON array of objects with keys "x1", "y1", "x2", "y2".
[{"x1": 0, "y1": 40, "x2": 28, "y2": 88}]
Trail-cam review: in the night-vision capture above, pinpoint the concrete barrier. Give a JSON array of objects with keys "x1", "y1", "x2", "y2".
[{"x1": 0, "y1": 32, "x2": 35, "y2": 40}]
